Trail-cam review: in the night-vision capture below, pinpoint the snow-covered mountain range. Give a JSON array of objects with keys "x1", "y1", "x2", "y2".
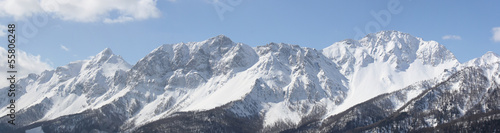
[{"x1": 1, "y1": 31, "x2": 499, "y2": 132}]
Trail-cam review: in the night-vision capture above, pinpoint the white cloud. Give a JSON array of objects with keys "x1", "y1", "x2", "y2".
[
  {"x1": 0, "y1": 0, "x2": 161, "y2": 23},
  {"x1": 60, "y1": 45, "x2": 69, "y2": 51},
  {"x1": 442, "y1": 35, "x2": 462, "y2": 40},
  {"x1": 0, "y1": 47, "x2": 52, "y2": 87},
  {"x1": 492, "y1": 27, "x2": 500, "y2": 42},
  {"x1": 0, "y1": 24, "x2": 6, "y2": 37},
  {"x1": 104, "y1": 16, "x2": 134, "y2": 24},
  {"x1": 0, "y1": 0, "x2": 43, "y2": 20}
]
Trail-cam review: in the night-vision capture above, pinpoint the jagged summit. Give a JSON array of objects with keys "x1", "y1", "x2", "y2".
[
  {"x1": 0, "y1": 47, "x2": 133, "y2": 129},
  {"x1": 321, "y1": 31, "x2": 459, "y2": 116},
  {"x1": 91, "y1": 48, "x2": 115, "y2": 62},
  {"x1": 209, "y1": 34, "x2": 232, "y2": 42},
  {"x1": 360, "y1": 30, "x2": 419, "y2": 47},
  {"x1": 365, "y1": 30, "x2": 412, "y2": 37},
  {"x1": 329, "y1": 30, "x2": 416, "y2": 47},
  {"x1": 152, "y1": 35, "x2": 234, "y2": 54},
  {"x1": 465, "y1": 51, "x2": 500, "y2": 67},
  {"x1": 86, "y1": 48, "x2": 130, "y2": 70},
  {"x1": 200, "y1": 34, "x2": 234, "y2": 48},
  {"x1": 99, "y1": 47, "x2": 113, "y2": 55},
  {"x1": 324, "y1": 30, "x2": 458, "y2": 70},
  {"x1": 257, "y1": 42, "x2": 302, "y2": 54},
  {"x1": 482, "y1": 51, "x2": 500, "y2": 59},
  {"x1": 358, "y1": 31, "x2": 414, "y2": 46}
]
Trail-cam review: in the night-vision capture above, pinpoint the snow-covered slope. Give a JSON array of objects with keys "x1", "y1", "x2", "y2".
[
  {"x1": 119, "y1": 36, "x2": 348, "y2": 131},
  {"x1": 322, "y1": 31, "x2": 460, "y2": 116},
  {"x1": 0, "y1": 48, "x2": 131, "y2": 127},
  {"x1": 462, "y1": 51, "x2": 500, "y2": 87},
  {"x1": 1, "y1": 31, "x2": 498, "y2": 133},
  {"x1": 464, "y1": 51, "x2": 500, "y2": 67},
  {"x1": 115, "y1": 35, "x2": 261, "y2": 129},
  {"x1": 287, "y1": 51, "x2": 500, "y2": 133},
  {"x1": 361, "y1": 58, "x2": 500, "y2": 132},
  {"x1": 226, "y1": 43, "x2": 348, "y2": 130}
]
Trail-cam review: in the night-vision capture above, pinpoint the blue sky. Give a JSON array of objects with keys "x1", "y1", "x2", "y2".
[{"x1": 1, "y1": 0, "x2": 499, "y2": 68}]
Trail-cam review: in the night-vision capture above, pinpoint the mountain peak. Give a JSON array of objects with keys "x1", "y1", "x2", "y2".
[
  {"x1": 362, "y1": 30, "x2": 417, "y2": 42},
  {"x1": 86, "y1": 48, "x2": 131, "y2": 72},
  {"x1": 99, "y1": 48, "x2": 114, "y2": 56},
  {"x1": 478, "y1": 51, "x2": 499, "y2": 63},
  {"x1": 208, "y1": 34, "x2": 233, "y2": 43},
  {"x1": 93, "y1": 48, "x2": 115, "y2": 62},
  {"x1": 483, "y1": 51, "x2": 499, "y2": 58},
  {"x1": 369, "y1": 30, "x2": 411, "y2": 37},
  {"x1": 266, "y1": 42, "x2": 300, "y2": 49},
  {"x1": 90, "y1": 48, "x2": 115, "y2": 62},
  {"x1": 464, "y1": 51, "x2": 500, "y2": 67},
  {"x1": 480, "y1": 51, "x2": 500, "y2": 62},
  {"x1": 215, "y1": 34, "x2": 229, "y2": 39},
  {"x1": 378, "y1": 30, "x2": 407, "y2": 35}
]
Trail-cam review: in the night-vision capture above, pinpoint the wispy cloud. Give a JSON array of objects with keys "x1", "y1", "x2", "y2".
[
  {"x1": 492, "y1": 27, "x2": 500, "y2": 42},
  {"x1": 104, "y1": 16, "x2": 134, "y2": 24},
  {"x1": 60, "y1": 45, "x2": 69, "y2": 51},
  {"x1": 0, "y1": 24, "x2": 6, "y2": 37},
  {"x1": 0, "y1": 0, "x2": 161, "y2": 23},
  {"x1": 442, "y1": 35, "x2": 462, "y2": 40},
  {"x1": 0, "y1": 47, "x2": 52, "y2": 87}
]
